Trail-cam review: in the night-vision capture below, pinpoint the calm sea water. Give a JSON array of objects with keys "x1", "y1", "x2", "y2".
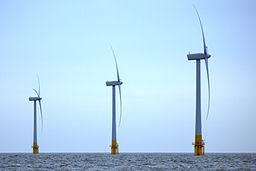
[{"x1": 0, "y1": 153, "x2": 256, "y2": 170}]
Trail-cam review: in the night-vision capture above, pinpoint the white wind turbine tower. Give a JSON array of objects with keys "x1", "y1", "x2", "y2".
[
  {"x1": 106, "y1": 46, "x2": 123, "y2": 154},
  {"x1": 187, "y1": 7, "x2": 211, "y2": 155},
  {"x1": 29, "y1": 76, "x2": 43, "y2": 154}
]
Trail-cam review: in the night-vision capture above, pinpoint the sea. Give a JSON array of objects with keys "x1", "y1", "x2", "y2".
[{"x1": 0, "y1": 153, "x2": 256, "y2": 170}]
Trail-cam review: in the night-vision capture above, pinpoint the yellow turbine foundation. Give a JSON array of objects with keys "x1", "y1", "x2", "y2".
[
  {"x1": 193, "y1": 135, "x2": 205, "y2": 155},
  {"x1": 111, "y1": 140, "x2": 118, "y2": 154},
  {"x1": 33, "y1": 142, "x2": 39, "y2": 154}
]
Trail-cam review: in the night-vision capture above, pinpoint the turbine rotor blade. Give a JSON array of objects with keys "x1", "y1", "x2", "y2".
[
  {"x1": 205, "y1": 58, "x2": 210, "y2": 119},
  {"x1": 37, "y1": 75, "x2": 41, "y2": 97},
  {"x1": 118, "y1": 85, "x2": 122, "y2": 127},
  {"x1": 110, "y1": 45, "x2": 120, "y2": 82},
  {"x1": 38, "y1": 100, "x2": 43, "y2": 131},
  {"x1": 33, "y1": 89, "x2": 40, "y2": 97},
  {"x1": 194, "y1": 6, "x2": 211, "y2": 119},
  {"x1": 110, "y1": 44, "x2": 122, "y2": 126},
  {"x1": 193, "y1": 6, "x2": 207, "y2": 54}
]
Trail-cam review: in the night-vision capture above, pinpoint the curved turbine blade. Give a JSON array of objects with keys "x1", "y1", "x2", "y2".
[
  {"x1": 37, "y1": 74, "x2": 41, "y2": 97},
  {"x1": 38, "y1": 100, "x2": 43, "y2": 131},
  {"x1": 193, "y1": 6, "x2": 207, "y2": 54},
  {"x1": 33, "y1": 89, "x2": 40, "y2": 97},
  {"x1": 205, "y1": 58, "x2": 210, "y2": 119},
  {"x1": 110, "y1": 44, "x2": 123, "y2": 126},
  {"x1": 118, "y1": 85, "x2": 122, "y2": 127},
  {"x1": 110, "y1": 45, "x2": 120, "y2": 82}
]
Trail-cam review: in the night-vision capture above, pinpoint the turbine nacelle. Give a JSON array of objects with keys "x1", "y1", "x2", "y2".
[
  {"x1": 29, "y1": 97, "x2": 42, "y2": 101},
  {"x1": 106, "y1": 81, "x2": 123, "y2": 86},
  {"x1": 187, "y1": 53, "x2": 211, "y2": 60}
]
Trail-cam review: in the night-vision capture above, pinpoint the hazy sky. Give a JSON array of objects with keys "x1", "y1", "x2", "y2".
[{"x1": 0, "y1": 0, "x2": 255, "y2": 153}]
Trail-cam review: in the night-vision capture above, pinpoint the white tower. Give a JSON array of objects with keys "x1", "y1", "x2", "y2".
[
  {"x1": 29, "y1": 77, "x2": 43, "y2": 154},
  {"x1": 106, "y1": 46, "x2": 123, "y2": 154},
  {"x1": 187, "y1": 7, "x2": 211, "y2": 155}
]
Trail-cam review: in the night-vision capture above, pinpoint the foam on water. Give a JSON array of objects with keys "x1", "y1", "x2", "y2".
[{"x1": 0, "y1": 153, "x2": 255, "y2": 170}]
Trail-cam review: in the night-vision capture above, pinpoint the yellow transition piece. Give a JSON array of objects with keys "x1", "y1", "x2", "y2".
[
  {"x1": 33, "y1": 142, "x2": 39, "y2": 154},
  {"x1": 193, "y1": 135, "x2": 205, "y2": 155},
  {"x1": 111, "y1": 140, "x2": 118, "y2": 154}
]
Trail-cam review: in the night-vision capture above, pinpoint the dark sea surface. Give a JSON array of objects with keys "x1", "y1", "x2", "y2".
[{"x1": 0, "y1": 153, "x2": 256, "y2": 170}]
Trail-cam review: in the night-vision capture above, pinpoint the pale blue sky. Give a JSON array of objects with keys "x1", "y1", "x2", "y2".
[{"x1": 0, "y1": 0, "x2": 255, "y2": 153}]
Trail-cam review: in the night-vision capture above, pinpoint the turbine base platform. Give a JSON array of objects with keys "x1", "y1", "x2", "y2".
[
  {"x1": 33, "y1": 142, "x2": 39, "y2": 154},
  {"x1": 193, "y1": 135, "x2": 205, "y2": 155},
  {"x1": 111, "y1": 140, "x2": 119, "y2": 154}
]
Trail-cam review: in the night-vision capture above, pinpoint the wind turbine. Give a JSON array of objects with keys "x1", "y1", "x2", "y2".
[
  {"x1": 106, "y1": 46, "x2": 123, "y2": 154},
  {"x1": 187, "y1": 7, "x2": 211, "y2": 155},
  {"x1": 29, "y1": 76, "x2": 43, "y2": 154}
]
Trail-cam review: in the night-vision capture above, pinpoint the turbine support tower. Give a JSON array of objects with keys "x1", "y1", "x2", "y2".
[
  {"x1": 111, "y1": 85, "x2": 118, "y2": 154},
  {"x1": 33, "y1": 100, "x2": 39, "y2": 154},
  {"x1": 106, "y1": 81, "x2": 122, "y2": 154},
  {"x1": 29, "y1": 97, "x2": 42, "y2": 154},
  {"x1": 193, "y1": 60, "x2": 205, "y2": 155}
]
